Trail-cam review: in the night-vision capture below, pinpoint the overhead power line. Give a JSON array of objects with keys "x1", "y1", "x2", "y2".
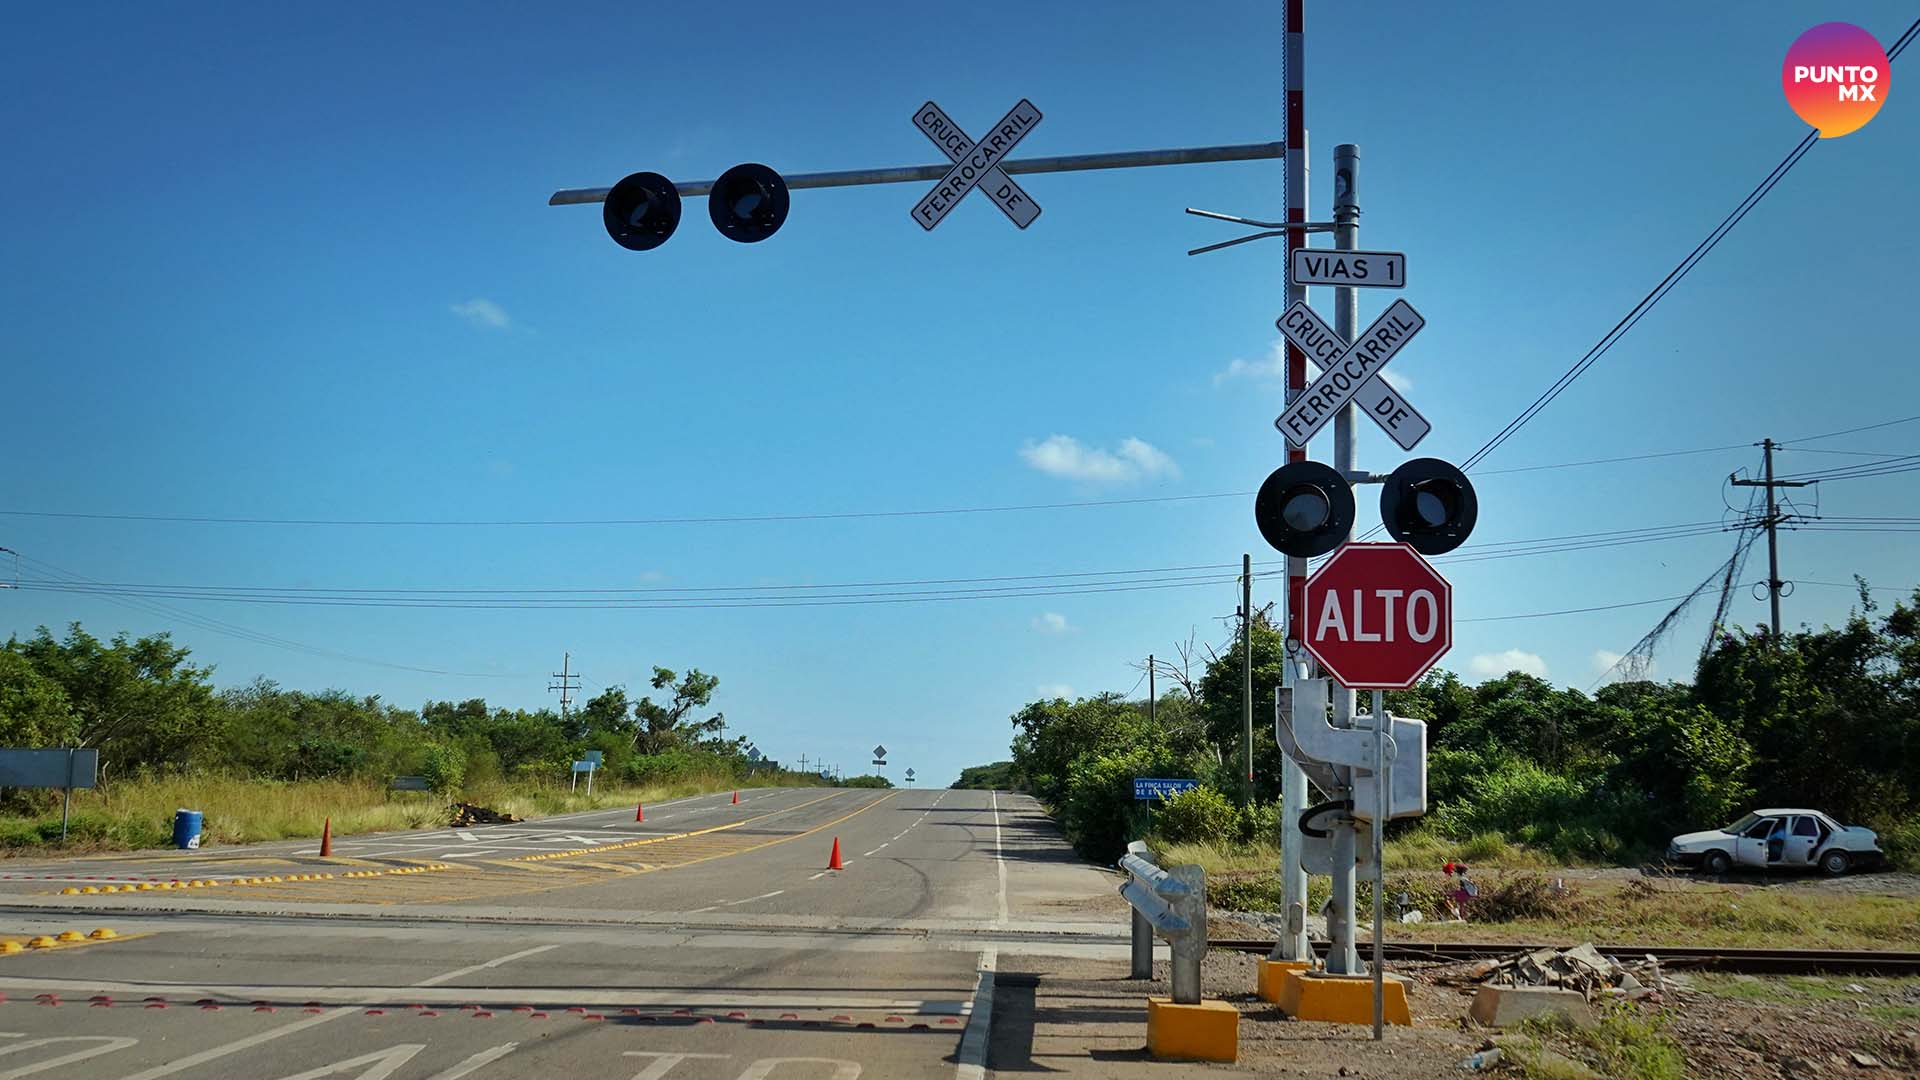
[
  {"x1": 1460, "y1": 16, "x2": 1920, "y2": 472},
  {"x1": 10, "y1": 554, "x2": 524, "y2": 679},
  {"x1": 2, "y1": 416, "x2": 1915, "y2": 534},
  {"x1": 7, "y1": 522, "x2": 1740, "y2": 612}
]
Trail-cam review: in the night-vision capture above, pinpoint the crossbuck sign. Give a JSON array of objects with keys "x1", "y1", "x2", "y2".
[
  {"x1": 912, "y1": 100, "x2": 1043, "y2": 230},
  {"x1": 1273, "y1": 298, "x2": 1429, "y2": 451}
]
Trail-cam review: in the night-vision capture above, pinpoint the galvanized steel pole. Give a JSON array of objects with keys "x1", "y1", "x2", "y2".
[
  {"x1": 1371, "y1": 688, "x2": 1389, "y2": 1039},
  {"x1": 1131, "y1": 907, "x2": 1153, "y2": 979},
  {"x1": 1322, "y1": 141, "x2": 1363, "y2": 978}
]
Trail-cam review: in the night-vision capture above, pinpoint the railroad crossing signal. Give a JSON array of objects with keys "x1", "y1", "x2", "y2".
[
  {"x1": 1380, "y1": 458, "x2": 1478, "y2": 556},
  {"x1": 912, "y1": 101, "x2": 1041, "y2": 229},
  {"x1": 602, "y1": 163, "x2": 791, "y2": 249},
  {"x1": 1274, "y1": 298, "x2": 1427, "y2": 450},
  {"x1": 1301, "y1": 543, "x2": 1452, "y2": 690},
  {"x1": 1275, "y1": 300, "x2": 1430, "y2": 451},
  {"x1": 1254, "y1": 459, "x2": 1355, "y2": 558},
  {"x1": 911, "y1": 99, "x2": 1043, "y2": 230}
]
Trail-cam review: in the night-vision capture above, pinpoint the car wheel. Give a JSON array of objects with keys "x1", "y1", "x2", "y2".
[
  {"x1": 1820, "y1": 849, "x2": 1851, "y2": 876},
  {"x1": 1701, "y1": 849, "x2": 1732, "y2": 875}
]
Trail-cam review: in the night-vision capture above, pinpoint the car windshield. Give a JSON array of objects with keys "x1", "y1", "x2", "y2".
[{"x1": 1723, "y1": 812, "x2": 1761, "y2": 834}]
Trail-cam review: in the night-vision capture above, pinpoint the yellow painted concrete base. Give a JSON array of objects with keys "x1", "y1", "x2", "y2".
[
  {"x1": 1277, "y1": 970, "x2": 1412, "y2": 1026},
  {"x1": 1146, "y1": 997, "x2": 1239, "y2": 1063},
  {"x1": 1256, "y1": 959, "x2": 1313, "y2": 1003}
]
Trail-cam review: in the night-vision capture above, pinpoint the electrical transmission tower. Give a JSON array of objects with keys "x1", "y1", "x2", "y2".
[
  {"x1": 1731, "y1": 439, "x2": 1811, "y2": 638},
  {"x1": 548, "y1": 652, "x2": 581, "y2": 722}
]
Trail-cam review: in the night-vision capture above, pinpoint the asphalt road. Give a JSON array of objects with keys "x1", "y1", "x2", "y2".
[{"x1": 0, "y1": 787, "x2": 1129, "y2": 1079}]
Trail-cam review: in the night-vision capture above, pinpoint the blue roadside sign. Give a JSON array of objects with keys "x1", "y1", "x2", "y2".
[
  {"x1": 1133, "y1": 778, "x2": 1200, "y2": 801},
  {"x1": 571, "y1": 760, "x2": 594, "y2": 773},
  {"x1": 584, "y1": 750, "x2": 604, "y2": 765}
]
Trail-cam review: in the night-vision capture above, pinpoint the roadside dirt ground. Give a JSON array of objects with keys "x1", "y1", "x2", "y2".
[
  {"x1": 996, "y1": 948, "x2": 1486, "y2": 1077},
  {"x1": 1659, "y1": 973, "x2": 1920, "y2": 1079}
]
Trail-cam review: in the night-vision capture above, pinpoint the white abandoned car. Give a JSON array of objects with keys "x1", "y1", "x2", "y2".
[{"x1": 1667, "y1": 808, "x2": 1884, "y2": 876}]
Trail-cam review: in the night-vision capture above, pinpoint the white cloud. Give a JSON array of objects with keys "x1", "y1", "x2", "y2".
[
  {"x1": 1036, "y1": 683, "x2": 1075, "y2": 700},
  {"x1": 1020, "y1": 435, "x2": 1180, "y2": 485},
  {"x1": 1214, "y1": 341, "x2": 1287, "y2": 385},
  {"x1": 1380, "y1": 369, "x2": 1413, "y2": 393},
  {"x1": 450, "y1": 298, "x2": 511, "y2": 330},
  {"x1": 1468, "y1": 649, "x2": 1549, "y2": 679},
  {"x1": 1032, "y1": 612, "x2": 1072, "y2": 635}
]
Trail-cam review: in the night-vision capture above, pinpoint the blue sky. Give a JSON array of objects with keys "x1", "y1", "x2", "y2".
[{"x1": 3, "y1": 2, "x2": 1916, "y2": 787}]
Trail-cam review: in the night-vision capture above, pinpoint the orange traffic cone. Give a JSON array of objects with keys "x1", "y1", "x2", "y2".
[
  {"x1": 827, "y1": 836, "x2": 844, "y2": 871},
  {"x1": 319, "y1": 817, "x2": 333, "y2": 858},
  {"x1": 635, "y1": 802, "x2": 645, "y2": 823},
  {"x1": 731, "y1": 791, "x2": 740, "y2": 805}
]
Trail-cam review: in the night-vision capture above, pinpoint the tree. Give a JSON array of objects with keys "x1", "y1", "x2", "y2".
[
  {"x1": 574, "y1": 687, "x2": 632, "y2": 742},
  {"x1": 1011, "y1": 692, "x2": 1160, "y2": 805},
  {"x1": 0, "y1": 651, "x2": 77, "y2": 747},
  {"x1": 952, "y1": 761, "x2": 1024, "y2": 790},
  {"x1": 631, "y1": 668, "x2": 723, "y2": 755},
  {"x1": 10, "y1": 624, "x2": 216, "y2": 774}
]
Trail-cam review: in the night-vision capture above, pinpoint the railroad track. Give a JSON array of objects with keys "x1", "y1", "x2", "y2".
[{"x1": 1208, "y1": 939, "x2": 1920, "y2": 976}]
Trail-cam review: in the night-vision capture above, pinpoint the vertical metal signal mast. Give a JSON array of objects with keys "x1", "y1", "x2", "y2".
[{"x1": 1277, "y1": 0, "x2": 1315, "y2": 970}]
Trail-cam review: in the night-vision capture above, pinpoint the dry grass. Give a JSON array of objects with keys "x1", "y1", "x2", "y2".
[
  {"x1": 1386, "y1": 874, "x2": 1920, "y2": 950},
  {"x1": 0, "y1": 771, "x2": 803, "y2": 854},
  {"x1": 1155, "y1": 826, "x2": 1549, "y2": 879}
]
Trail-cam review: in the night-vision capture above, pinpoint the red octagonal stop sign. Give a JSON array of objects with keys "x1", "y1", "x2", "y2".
[{"x1": 1301, "y1": 542, "x2": 1452, "y2": 690}]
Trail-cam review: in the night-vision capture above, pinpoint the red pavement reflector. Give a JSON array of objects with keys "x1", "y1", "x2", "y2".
[
  {"x1": 827, "y1": 837, "x2": 844, "y2": 871},
  {"x1": 319, "y1": 817, "x2": 333, "y2": 858},
  {"x1": 635, "y1": 802, "x2": 645, "y2": 823}
]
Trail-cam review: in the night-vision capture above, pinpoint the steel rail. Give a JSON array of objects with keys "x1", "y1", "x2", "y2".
[{"x1": 1208, "y1": 939, "x2": 1920, "y2": 976}]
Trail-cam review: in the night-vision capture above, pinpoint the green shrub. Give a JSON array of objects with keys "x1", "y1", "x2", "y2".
[
  {"x1": 1235, "y1": 800, "x2": 1281, "y2": 846},
  {"x1": 1874, "y1": 816, "x2": 1920, "y2": 872},
  {"x1": 419, "y1": 744, "x2": 466, "y2": 796},
  {"x1": 1061, "y1": 745, "x2": 1188, "y2": 861},
  {"x1": 1435, "y1": 759, "x2": 1587, "y2": 837},
  {"x1": 1149, "y1": 786, "x2": 1239, "y2": 846}
]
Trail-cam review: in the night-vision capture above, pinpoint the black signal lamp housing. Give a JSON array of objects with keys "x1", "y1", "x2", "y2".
[
  {"x1": 603, "y1": 171, "x2": 682, "y2": 251},
  {"x1": 1380, "y1": 457, "x2": 1478, "y2": 555},
  {"x1": 1254, "y1": 460, "x2": 1355, "y2": 558},
  {"x1": 708, "y1": 163, "x2": 789, "y2": 243}
]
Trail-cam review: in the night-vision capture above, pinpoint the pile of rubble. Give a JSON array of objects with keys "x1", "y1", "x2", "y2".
[
  {"x1": 448, "y1": 803, "x2": 522, "y2": 826},
  {"x1": 1466, "y1": 943, "x2": 1664, "y2": 1002}
]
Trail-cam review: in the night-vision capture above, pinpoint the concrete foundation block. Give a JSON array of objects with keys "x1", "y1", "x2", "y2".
[
  {"x1": 1277, "y1": 970, "x2": 1412, "y2": 1026},
  {"x1": 1468, "y1": 985, "x2": 1594, "y2": 1028},
  {"x1": 1256, "y1": 959, "x2": 1313, "y2": 1003},
  {"x1": 1146, "y1": 997, "x2": 1239, "y2": 1063}
]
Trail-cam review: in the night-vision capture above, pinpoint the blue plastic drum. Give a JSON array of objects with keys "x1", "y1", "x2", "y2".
[{"x1": 172, "y1": 809, "x2": 204, "y2": 850}]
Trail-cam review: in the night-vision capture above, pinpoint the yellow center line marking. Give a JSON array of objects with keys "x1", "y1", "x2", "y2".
[
  {"x1": 33, "y1": 789, "x2": 879, "y2": 907},
  {"x1": 648, "y1": 790, "x2": 897, "y2": 875}
]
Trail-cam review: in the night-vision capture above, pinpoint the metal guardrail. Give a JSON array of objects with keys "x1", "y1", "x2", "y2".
[{"x1": 1118, "y1": 841, "x2": 1208, "y2": 1004}]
